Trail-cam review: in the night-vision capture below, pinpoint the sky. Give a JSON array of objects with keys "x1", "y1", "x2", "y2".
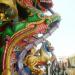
[{"x1": 47, "y1": 0, "x2": 75, "y2": 58}]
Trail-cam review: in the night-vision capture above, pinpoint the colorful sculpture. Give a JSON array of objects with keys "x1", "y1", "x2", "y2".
[
  {"x1": 0, "y1": 0, "x2": 61, "y2": 75},
  {"x1": 24, "y1": 41, "x2": 56, "y2": 75}
]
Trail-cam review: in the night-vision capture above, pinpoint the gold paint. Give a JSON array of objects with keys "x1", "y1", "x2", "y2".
[
  {"x1": 0, "y1": 0, "x2": 18, "y2": 19},
  {"x1": 24, "y1": 47, "x2": 53, "y2": 75},
  {"x1": 4, "y1": 14, "x2": 57, "y2": 75},
  {"x1": 0, "y1": 0, "x2": 16, "y2": 10},
  {"x1": 0, "y1": 13, "x2": 6, "y2": 21}
]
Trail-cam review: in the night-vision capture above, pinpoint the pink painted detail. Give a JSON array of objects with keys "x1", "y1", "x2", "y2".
[{"x1": 35, "y1": 23, "x2": 48, "y2": 33}]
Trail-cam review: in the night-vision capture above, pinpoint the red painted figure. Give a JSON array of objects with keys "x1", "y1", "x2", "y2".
[{"x1": 17, "y1": 0, "x2": 53, "y2": 11}]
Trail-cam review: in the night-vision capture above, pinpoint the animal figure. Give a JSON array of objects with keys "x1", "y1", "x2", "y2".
[
  {"x1": 23, "y1": 41, "x2": 56, "y2": 75},
  {"x1": 0, "y1": 0, "x2": 61, "y2": 75},
  {"x1": 2, "y1": 13, "x2": 60, "y2": 75}
]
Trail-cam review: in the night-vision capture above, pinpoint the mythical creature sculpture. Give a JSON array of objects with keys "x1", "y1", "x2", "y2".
[
  {"x1": 24, "y1": 40, "x2": 56, "y2": 75},
  {"x1": 0, "y1": 0, "x2": 61, "y2": 75}
]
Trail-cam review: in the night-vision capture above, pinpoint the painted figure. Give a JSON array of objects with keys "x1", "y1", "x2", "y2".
[{"x1": 0, "y1": 0, "x2": 61, "y2": 75}]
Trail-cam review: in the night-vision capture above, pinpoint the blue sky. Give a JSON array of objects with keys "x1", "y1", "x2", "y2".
[{"x1": 47, "y1": 0, "x2": 75, "y2": 57}]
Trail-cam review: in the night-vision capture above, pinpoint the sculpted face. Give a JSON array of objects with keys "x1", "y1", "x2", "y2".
[
  {"x1": 0, "y1": 3, "x2": 9, "y2": 21},
  {"x1": 0, "y1": 9, "x2": 14, "y2": 21},
  {"x1": 0, "y1": 2, "x2": 18, "y2": 21}
]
